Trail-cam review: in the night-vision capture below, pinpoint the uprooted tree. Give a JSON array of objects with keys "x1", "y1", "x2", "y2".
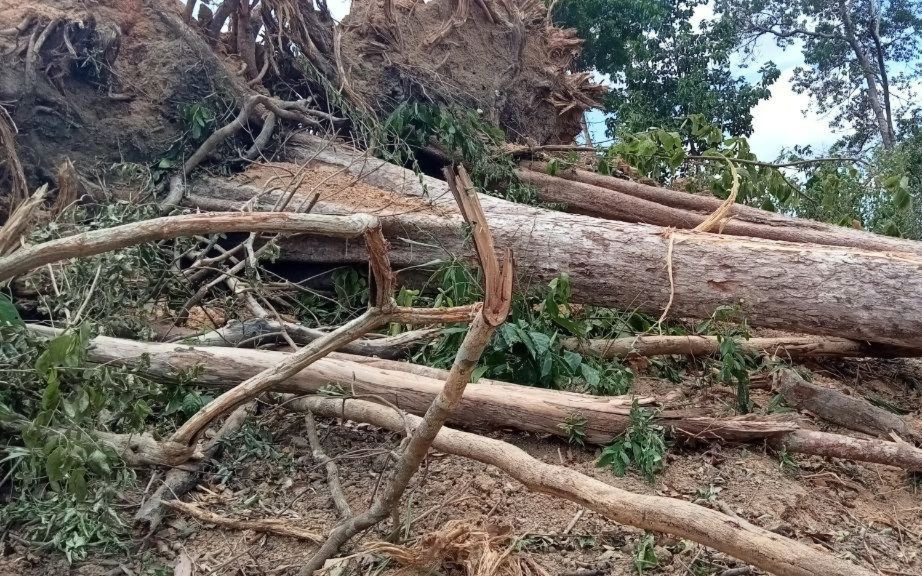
[{"x1": 1, "y1": 1, "x2": 921, "y2": 575}]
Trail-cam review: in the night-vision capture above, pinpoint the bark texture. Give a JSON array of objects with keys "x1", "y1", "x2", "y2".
[
  {"x1": 185, "y1": 134, "x2": 922, "y2": 348},
  {"x1": 37, "y1": 328, "x2": 922, "y2": 471},
  {"x1": 562, "y1": 335, "x2": 921, "y2": 360},
  {"x1": 521, "y1": 163, "x2": 922, "y2": 256},
  {"x1": 776, "y1": 369, "x2": 918, "y2": 441}
]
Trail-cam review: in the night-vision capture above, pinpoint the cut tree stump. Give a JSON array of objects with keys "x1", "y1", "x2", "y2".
[{"x1": 184, "y1": 134, "x2": 922, "y2": 349}]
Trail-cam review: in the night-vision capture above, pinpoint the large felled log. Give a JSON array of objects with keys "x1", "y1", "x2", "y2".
[
  {"x1": 30, "y1": 327, "x2": 922, "y2": 470},
  {"x1": 297, "y1": 396, "x2": 874, "y2": 576},
  {"x1": 776, "y1": 369, "x2": 919, "y2": 441},
  {"x1": 562, "y1": 334, "x2": 921, "y2": 360},
  {"x1": 521, "y1": 162, "x2": 922, "y2": 257},
  {"x1": 185, "y1": 134, "x2": 922, "y2": 349}
]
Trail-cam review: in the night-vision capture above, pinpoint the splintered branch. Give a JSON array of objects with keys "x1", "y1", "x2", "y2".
[
  {"x1": 171, "y1": 198, "x2": 500, "y2": 447},
  {"x1": 299, "y1": 165, "x2": 514, "y2": 575}
]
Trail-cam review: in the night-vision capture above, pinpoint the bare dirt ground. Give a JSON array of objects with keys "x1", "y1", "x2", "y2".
[{"x1": 2, "y1": 357, "x2": 920, "y2": 576}]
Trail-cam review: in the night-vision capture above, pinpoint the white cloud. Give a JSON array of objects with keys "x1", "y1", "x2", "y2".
[{"x1": 748, "y1": 69, "x2": 839, "y2": 159}]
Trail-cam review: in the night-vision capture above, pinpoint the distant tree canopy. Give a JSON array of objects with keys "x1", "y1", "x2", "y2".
[
  {"x1": 552, "y1": 0, "x2": 779, "y2": 138},
  {"x1": 715, "y1": 0, "x2": 922, "y2": 152}
]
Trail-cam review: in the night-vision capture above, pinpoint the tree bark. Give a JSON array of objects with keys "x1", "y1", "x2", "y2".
[
  {"x1": 562, "y1": 334, "x2": 921, "y2": 360},
  {"x1": 839, "y1": 1, "x2": 895, "y2": 149},
  {"x1": 32, "y1": 327, "x2": 922, "y2": 470},
  {"x1": 517, "y1": 163, "x2": 922, "y2": 256},
  {"x1": 185, "y1": 134, "x2": 922, "y2": 349},
  {"x1": 775, "y1": 369, "x2": 918, "y2": 441},
  {"x1": 298, "y1": 396, "x2": 875, "y2": 576}
]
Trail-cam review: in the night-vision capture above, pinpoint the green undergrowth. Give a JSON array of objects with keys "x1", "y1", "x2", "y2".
[
  {"x1": 378, "y1": 102, "x2": 541, "y2": 205},
  {"x1": 0, "y1": 324, "x2": 211, "y2": 561}
]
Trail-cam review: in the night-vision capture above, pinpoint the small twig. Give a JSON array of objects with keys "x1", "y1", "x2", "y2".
[
  {"x1": 70, "y1": 263, "x2": 102, "y2": 326},
  {"x1": 563, "y1": 509, "x2": 584, "y2": 534}
]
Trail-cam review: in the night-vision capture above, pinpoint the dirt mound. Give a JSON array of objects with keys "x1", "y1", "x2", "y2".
[
  {"x1": 0, "y1": 0, "x2": 242, "y2": 184},
  {"x1": 339, "y1": 0, "x2": 605, "y2": 144}
]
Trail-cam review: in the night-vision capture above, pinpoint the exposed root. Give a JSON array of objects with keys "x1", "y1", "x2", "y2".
[
  {"x1": 0, "y1": 104, "x2": 29, "y2": 210},
  {"x1": 0, "y1": 185, "x2": 46, "y2": 256}
]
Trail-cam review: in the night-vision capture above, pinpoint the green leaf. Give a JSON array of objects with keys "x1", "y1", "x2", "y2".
[
  {"x1": 41, "y1": 374, "x2": 61, "y2": 411},
  {"x1": 540, "y1": 353, "x2": 554, "y2": 379},
  {"x1": 46, "y1": 446, "x2": 68, "y2": 488},
  {"x1": 470, "y1": 364, "x2": 490, "y2": 383},
  {"x1": 597, "y1": 158, "x2": 611, "y2": 175},
  {"x1": 894, "y1": 187, "x2": 911, "y2": 211},
  {"x1": 563, "y1": 350, "x2": 583, "y2": 373},
  {"x1": 580, "y1": 364, "x2": 601, "y2": 387},
  {"x1": 546, "y1": 158, "x2": 559, "y2": 176},
  {"x1": 528, "y1": 331, "x2": 552, "y2": 356},
  {"x1": 0, "y1": 293, "x2": 23, "y2": 326},
  {"x1": 68, "y1": 466, "x2": 88, "y2": 500}
]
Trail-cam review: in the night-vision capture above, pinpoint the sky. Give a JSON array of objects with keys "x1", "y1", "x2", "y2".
[{"x1": 327, "y1": 0, "x2": 841, "y2": 160}]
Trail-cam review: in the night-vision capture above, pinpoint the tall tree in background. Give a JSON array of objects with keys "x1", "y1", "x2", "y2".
[
  {"x1": 553, "y1": 0, "x2": 778, "y2": 139},
  {"x1": 716, "y1": 0, "x2": 922, "y2": 151}
]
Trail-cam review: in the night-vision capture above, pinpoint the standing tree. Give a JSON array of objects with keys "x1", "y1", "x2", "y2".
[
  {"x1": 716, "y1": 0, "x2": 922, "y2": 151},
  {"x1": 553, "y1": 0, "x2": 779, "y2": 138}
]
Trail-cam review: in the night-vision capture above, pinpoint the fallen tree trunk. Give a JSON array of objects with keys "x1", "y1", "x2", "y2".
[
  {"x1": 31, "y1": 327, "x2": 922, "y2": 470},
  {"x1": 775, "y1": 369, "x2": 919, "y2": 441},
  {"x1": 184, "y1": 134, "x2": 922, "y2": 349},
  {"x1": 297, "y1": 396, "x2": 875, "y2": 576},
  {"x1": 521, "y1": 163, "x2": 922, "y2": 257},
  {"x1": 561, "y1": 334, "x2": 921, "y2": 360}
]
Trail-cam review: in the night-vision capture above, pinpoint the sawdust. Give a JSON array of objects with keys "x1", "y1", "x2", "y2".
[{"x1": 239, "y1": 161, "x2": 457, "y2": 218}]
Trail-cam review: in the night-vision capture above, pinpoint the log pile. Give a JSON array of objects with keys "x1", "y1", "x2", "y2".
[
  {"x1": 187, "y1": 133, "x2": 922, "y2": 349},
  {"x1": 3, "y1": 3, "x2": 922, "y2": 574}
]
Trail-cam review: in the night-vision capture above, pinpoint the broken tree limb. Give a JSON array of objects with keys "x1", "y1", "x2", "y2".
[
  {"x1": 296, "y1": 396, "x2": 875, "y2": 576},
  {"x1": 561, "y1": 335, "x2": 922, "y2": 360},
  {"x1": 776, "y1": 430, "x2": 922, "y2": 471},
  {"x1": 0, "y1": 211, "x2": 378, "y2": 282},
  {"x1": 183, "y1": 133, "x2": 922, "y2": 349},
  {"x1": 299, "y1": 165, "x2": 515, "y2": 574},
  {"x1": 180, "y1": 316, "x2": 438, "y2": 358},
  {"x1": 305, "y1": 411, "x2": 352, "y2": 518},
  {"x1": 775, "y1": 369, "x2": 919, "y2": 441},
  {"x1": 135, "y1": 402, "x2": 254, "y2": 530},
  {"x1": 521, "y1": 162, "x2": 922, "y2": 257},
  {"x1": 30, "y1": 328, "x2": 922, "y2": 470},
  {"x1": 164, "y1": 500, "x2": 322, "y2": 542}
]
